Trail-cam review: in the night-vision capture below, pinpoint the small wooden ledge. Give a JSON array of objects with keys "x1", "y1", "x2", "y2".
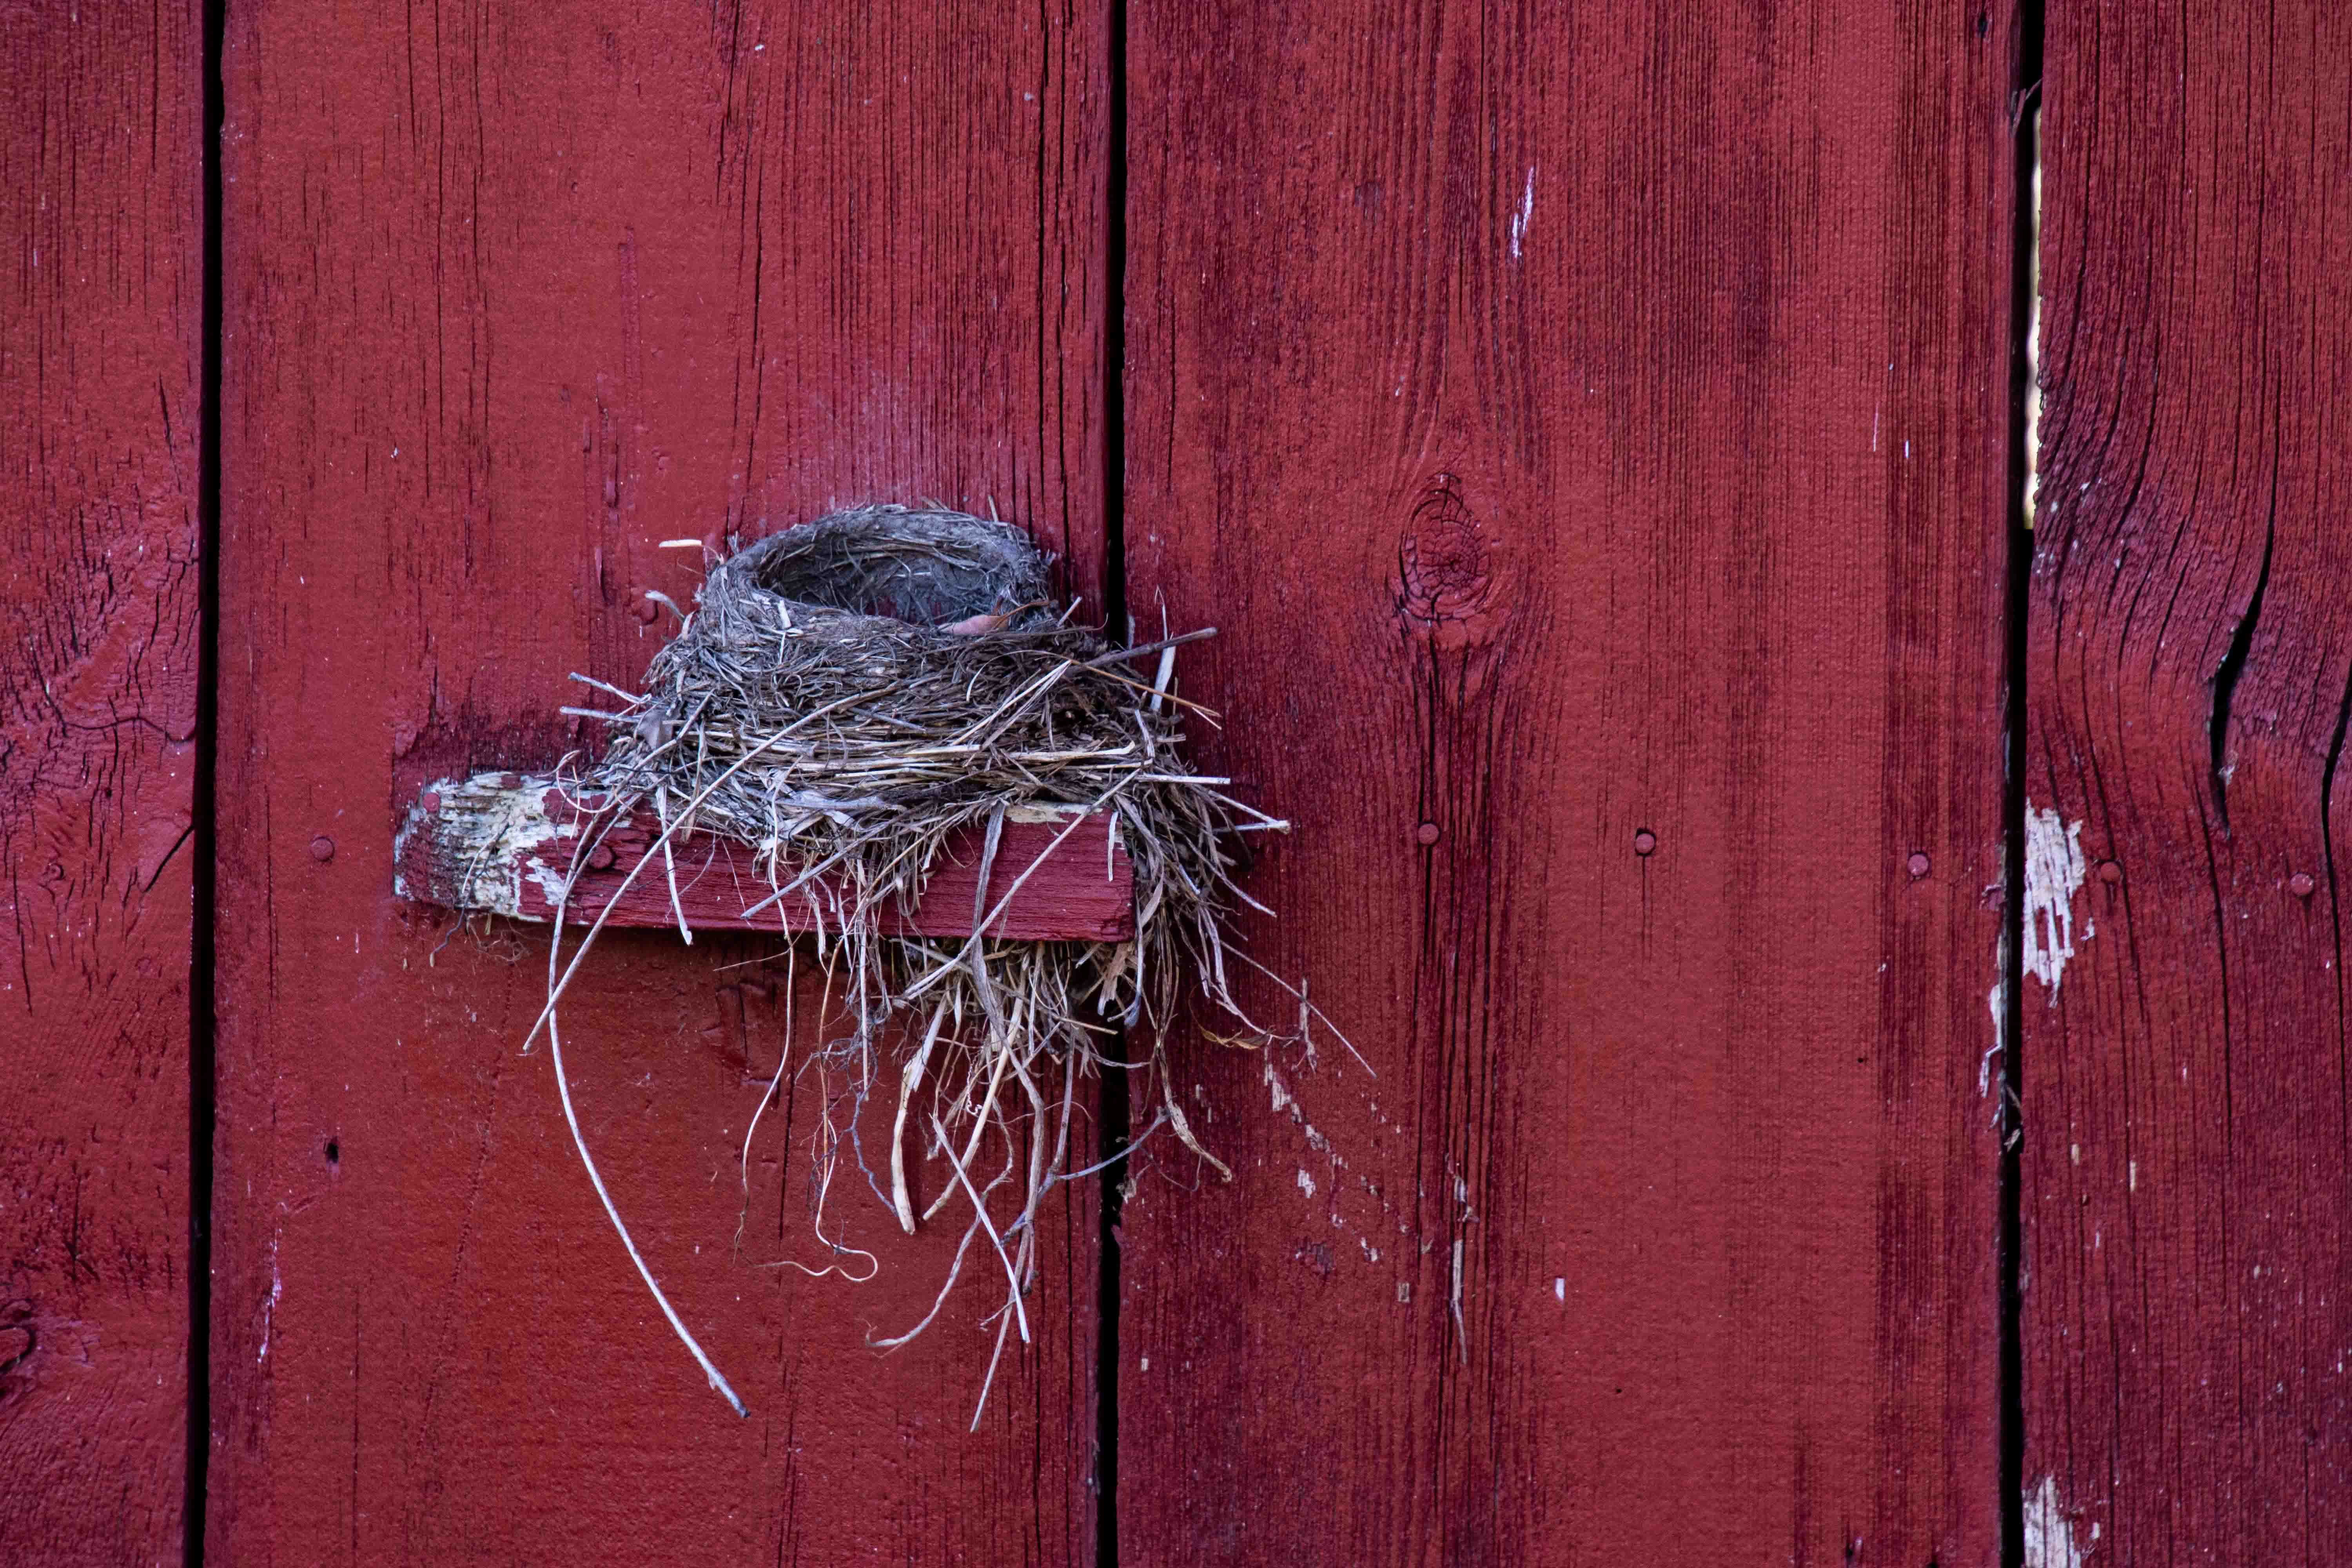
[{"x1": 391, "y1": 773, "x2": 1133, "y2": 942}]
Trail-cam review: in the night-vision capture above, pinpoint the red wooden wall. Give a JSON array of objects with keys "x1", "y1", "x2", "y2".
[
  {"x1": 1, "y1": 4, "x2": 203, "y2": 1562},
  {"x1": 2022, "y1": 2, "x2": 2352, "y2": 1561},
  {"x1": 1118, "y1": 3, "x2": 2013, "y2": 1562},
  {"x1": 10, "y1": 0, "x2": 2352, "y2": 1562},
  {"x1": 211, "y1": 2, "x2": 1108, "y2": 1561}
]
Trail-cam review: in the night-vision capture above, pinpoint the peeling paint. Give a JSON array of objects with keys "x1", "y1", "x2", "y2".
[
  {"x1": 2024, "y1": 1476, "x2": 2083, "y2": 1568},
  {"x1": 258, "y1": 1238, "x2": 283, "y2": 1363},
  {"x1": 394, "y1": 772, "x2": 580, "y2": 916},
  {"x1": 1262, "y1": 1058, "x2": 1342, "y2": 1162},
  {"x1": 2024, "y1": 804, "x2": 2089, "y2": 1001},
  {"x1": 1448, "y1": 1239, "x2": 1468, "y2": 1361},
  {"x1": 1983, "y1": 979, "x2": 2007, "y2": 1096},
  {"x1": 1296, "y1": 1168, "x2": 1316, "y2": 1199}
]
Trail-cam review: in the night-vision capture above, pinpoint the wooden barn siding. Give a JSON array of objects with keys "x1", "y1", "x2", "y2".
[
  {"x1": 211, "y1": 2, "x2": 1109, "y2": 1561},
  {"x1": 0, "y1": 4, "x2": 204, "y2": 1563},
  {"x1": 2021, "y1": 1, "x2": 2352, "y2": 1560},
  {"x1": 1117, "y1": 3, "x2": 2017, "y2": 1564},
  {"x1": 24, "y1": 0, "x2": 2352, "y2": 1560}
]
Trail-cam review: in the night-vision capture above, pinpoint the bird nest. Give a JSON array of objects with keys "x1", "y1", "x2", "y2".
[{"x1": 533, "y1": 505, "x2": 1326, "y2": 1420}]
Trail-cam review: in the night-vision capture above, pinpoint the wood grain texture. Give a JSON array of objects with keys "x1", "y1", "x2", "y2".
[
  {"x1": 1119, "y1": 5, "x2": 2016, "y2": 1562},
  {"x1": 2022, "y1": 2, "x2": 2352, "y2": 1557},
  {"x1": 0, "y1": 5, "x2": 201, "y2": 1562},
  {"x1": 214, "y1": 3, "x2": 1107, "y2": 1560}
]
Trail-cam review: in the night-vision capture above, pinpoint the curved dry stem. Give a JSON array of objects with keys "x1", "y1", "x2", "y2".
[{"x1": 543, "y1": 874, "x2": 747, "y2": 1417}]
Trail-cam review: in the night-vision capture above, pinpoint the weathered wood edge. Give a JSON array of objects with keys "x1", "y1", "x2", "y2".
[{"x1": 392, "y1": 773, "x2": 1134, "y2": 941}]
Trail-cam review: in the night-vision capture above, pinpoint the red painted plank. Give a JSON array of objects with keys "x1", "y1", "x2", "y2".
[
  {"x1": 2022, "y1": 4, "x2": 2352, "y2": 1558},
  {"x1": 1120, "y1": 5, "x2": 2015, "y2": 1562},
  {"x1": 214, "y1": 3, "x2": 1107, "y2": 1560},
  {"x1": 0, "y1": 6, "x2": 201, "y2": 1561},
  {"x1": 392, "y1": 775, "x2": 1133, "y2": 941}
]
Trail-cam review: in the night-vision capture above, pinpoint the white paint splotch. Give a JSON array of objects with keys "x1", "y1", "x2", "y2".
[
  {"x1": 257, "y1": 1235, "x2": 283, "y2": 1363},
  {"x1": 2024, "y1": 1476, "x2": 2083, "y2": 1568},
  {"x1": 1508, "y1": 167, "x2": 1535, "y2": 260},
  {"x1": 2024, "y1": 803, "x2": 2089, "y2": 1002},
  {"x1": 1984, "y1": 979, "x2": 2006, "y2": 1097}
]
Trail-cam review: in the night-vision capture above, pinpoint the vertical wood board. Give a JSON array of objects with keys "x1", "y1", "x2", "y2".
[
  {"x1": 214, "y1": 4, "x2": 1109, "y2": 1560},
  {"x1": 0, "y1": 5, "x2": 203, "y2": 1563},
  {"x1": 1119, "y1": 5, "x2": 2017, "y2": 1563},
  {"x1": 2022, "y1": 1, "x2": 2352, "y2": 1558}
]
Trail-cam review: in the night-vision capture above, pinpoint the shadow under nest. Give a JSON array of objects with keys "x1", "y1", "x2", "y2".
[{"x1": 528, "y1": 504, "x2": 1337, "y2": 1424}]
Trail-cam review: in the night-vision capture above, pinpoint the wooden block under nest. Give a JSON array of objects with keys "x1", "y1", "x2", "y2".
[{"x1": 392, "y1": 772, "x2": 1134, "y2": 942}]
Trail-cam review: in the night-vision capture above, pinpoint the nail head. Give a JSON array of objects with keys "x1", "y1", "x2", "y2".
[
  {"x1": 1906, "y1": 852, "x2": 1931, "y2": 878},
  {"x1": 588, "y1": 844, "x2": 617, "y2": 871},
  {"x1": 2098, "y1": 859, "x2": 2123, "y2": 884},
  {"x1": 1415, "y1": 822, "x2": 1441, "y2": 846},
  {"x1": 309, "y1": 835, "x2": 336, "y2": 863},
  {"x1": 2290, "y1": 871, "x2": 2316, "y2": 898},
  {"x1": 1633, "y1": 829, "x2": 1657, "y2": 857},
  {"x1": 633, "y1": 597, "x2": 661, "y2": 623}
]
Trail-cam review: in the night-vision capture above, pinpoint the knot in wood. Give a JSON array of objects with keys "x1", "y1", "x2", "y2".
[{"x1": 1396, "y1": 475, "x2": 1495, "y2": 633}]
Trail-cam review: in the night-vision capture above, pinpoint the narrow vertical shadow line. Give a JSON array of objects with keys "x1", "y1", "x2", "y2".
[
  {"x1": 186, "y1": 1, "x2": 227, "y2": 1563},
  {"x1": 1999, "y1": 5, "x2": 2044, "y2": 1567},
  {"x1": 2207, "y1": 519, "x2": 2274, "y2": 832},
  {"x1": 1093, "y1": 1, "x2": 1131, "y2": 1564}
]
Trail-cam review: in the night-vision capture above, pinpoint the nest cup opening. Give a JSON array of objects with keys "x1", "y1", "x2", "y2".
[{"x1": 725, "y1": 506, "x2": 1056, "y2": 628}]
